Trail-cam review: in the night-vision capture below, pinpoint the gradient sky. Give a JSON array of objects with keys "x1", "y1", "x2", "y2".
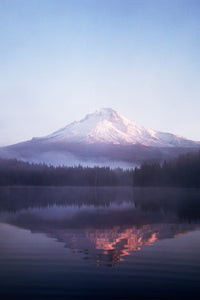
[{"x1": 0, "y1": 0, "x2": 200, "y2": 146}]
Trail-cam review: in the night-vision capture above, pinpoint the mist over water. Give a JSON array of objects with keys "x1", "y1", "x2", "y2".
[{"x1": 0, "y1": 187, "x2": 200, "y2": 299}]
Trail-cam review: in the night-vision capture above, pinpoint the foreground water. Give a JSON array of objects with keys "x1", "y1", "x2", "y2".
[{"x1": 0, "y1": 187, "x2": 200, "y2": 299}]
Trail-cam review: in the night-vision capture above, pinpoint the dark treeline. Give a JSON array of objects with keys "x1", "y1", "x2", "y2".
[
  {"x1": 1, "y1": 151, "x2": 200, "y2": 187},
  {"x1": 0, "y1": 158, "x2": 133, "y2": 186},
  {"x1": 134, "y1": 151, "x2": 200, "y2": 187}
]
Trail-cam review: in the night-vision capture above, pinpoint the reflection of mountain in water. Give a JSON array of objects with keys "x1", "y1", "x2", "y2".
[
  {"x1": 1, "y1": 213, "x2": 198, "y2": 266},
  {"x1": 0, "y1": 187, "x2": 200, "y2": 266},
  {"x1": 38, "y1": 223, "x2": 200, "y2": 266},
  {"x1": 51, "y1": 226, "x2": 159, "y2": 264}
]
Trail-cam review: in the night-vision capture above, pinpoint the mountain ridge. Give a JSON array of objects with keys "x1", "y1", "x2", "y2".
[
  {"x1": 0, "y1": 108, "x2": 199, "y2": 167},
  {"x1": 32, "y1": 108, "x2": 199, "y2": 148}
]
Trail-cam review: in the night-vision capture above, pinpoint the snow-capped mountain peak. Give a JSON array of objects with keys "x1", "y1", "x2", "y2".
[
  {"x1": 35, "y1": 108, "x2": 199, "y2": 148},
  {"x1": 1, "y1": 107, "x2": 200, "y2": 168}
]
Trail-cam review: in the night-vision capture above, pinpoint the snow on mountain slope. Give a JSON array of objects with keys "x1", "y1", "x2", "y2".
[
  {"x1": 0, "y1": 108, "x2": 199, "y2": 167},
  {"x1": 34, "y1": 108, "x2": 199, "y2": 148}
]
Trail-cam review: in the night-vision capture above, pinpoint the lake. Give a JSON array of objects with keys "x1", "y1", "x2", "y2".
[{"x1": 0, "y1": 187, "x2": 200, "y2": 299}]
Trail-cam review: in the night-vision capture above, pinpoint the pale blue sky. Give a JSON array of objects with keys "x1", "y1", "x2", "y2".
[{"x1": 0, "y1": 0, "x2": 200, "y2": 145}]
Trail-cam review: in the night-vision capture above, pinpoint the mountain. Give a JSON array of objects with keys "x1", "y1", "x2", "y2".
[
  {"x1": 33, "y1": 108, "x2": 198, "y2": 148},
  {"x1": 0, "y1": 108, "x2": 199, "y2": 167}
]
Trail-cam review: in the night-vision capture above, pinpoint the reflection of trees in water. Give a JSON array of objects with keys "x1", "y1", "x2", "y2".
[
  {"x1": 0, "y1": 186, "x2": 134, "y2": 212},
  {"x1": 1, "y1": 205, "x2": 199, "y2": 266},
  {"x1": 133, "y1": 187, "x2": 200, "y2": 222},
  {"x1": 0, "y1": 187, "x2": 200, "y2": 223},
  {"x1": 1, "y1": 186, "x2": 200, "y2": 266},
  {"x1": 3, "y1": 213, "x2": 199, "y2": 267}
]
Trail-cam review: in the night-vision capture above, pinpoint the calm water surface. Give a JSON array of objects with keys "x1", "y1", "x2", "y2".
[{"x1": 0, "y1": 187, "x2": 200, "y2": 299}]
